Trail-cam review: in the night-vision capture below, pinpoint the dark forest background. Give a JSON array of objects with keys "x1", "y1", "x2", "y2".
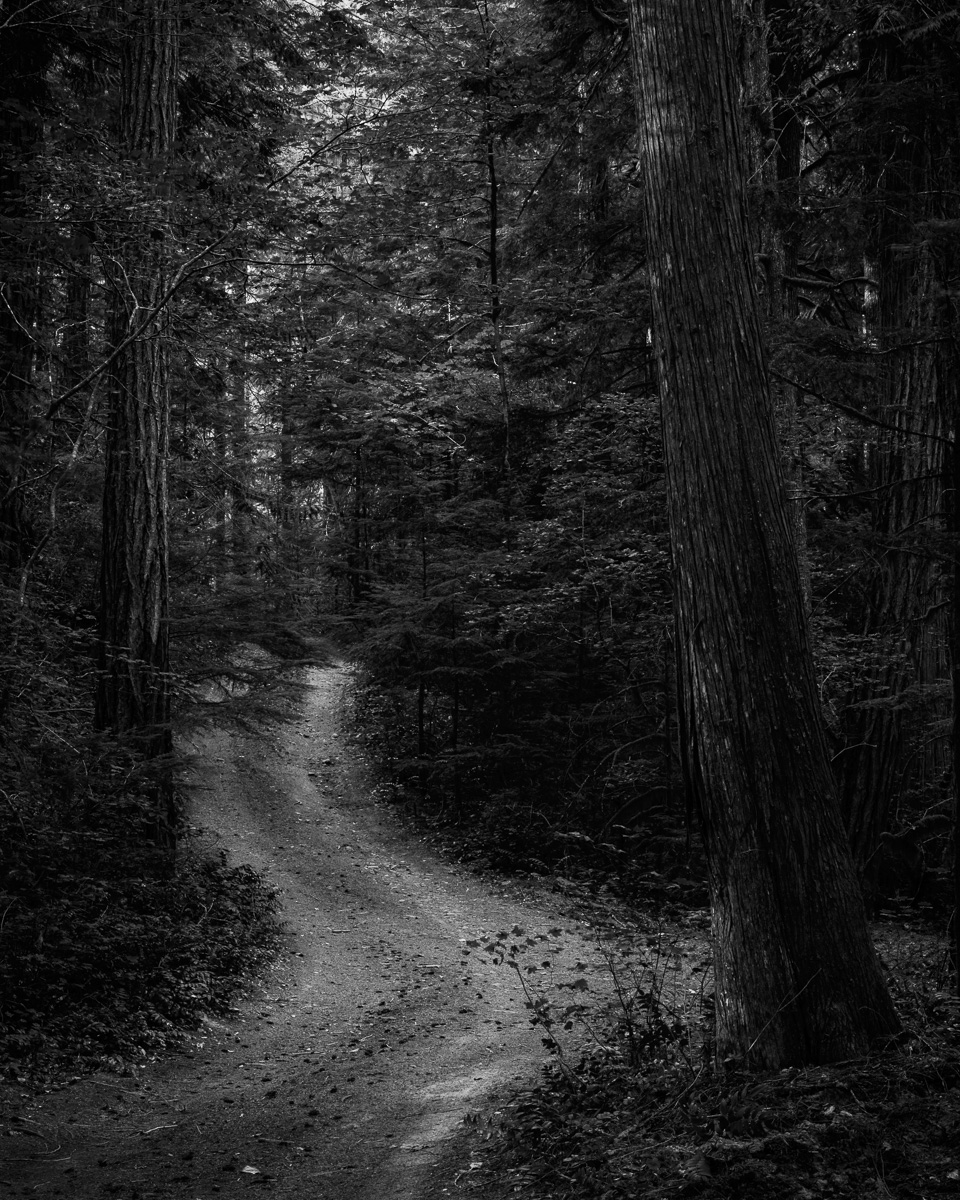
[{"x1": 1, "y1": 0, "x2": 958, "y2": 1071}]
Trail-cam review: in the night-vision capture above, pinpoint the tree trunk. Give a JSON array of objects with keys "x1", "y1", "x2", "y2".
[
  {"x1": 839, "y1": 8, "x2": 952, "y2": 876},
  {"x1": 627, "y1": 0, "x2": 899, "y2": 1067},
  {"x1": 0, "y1": 1, "x2": 52, "y2": 568},
  {"x1": 478, "y1": 3, "x2": 511, "y2": 491},
  {"x1": 744, "y1": 0, "x2": 811, "y2": 612},
  {"x1": 63, "y1": 221, "x2": 95, "y2": 395},
  {"x1": 96, "y1": 0, "x2": 180, "y2": 843},
  {"x1": 949, "y1": 423, "x2": 960, "y2": 993}
]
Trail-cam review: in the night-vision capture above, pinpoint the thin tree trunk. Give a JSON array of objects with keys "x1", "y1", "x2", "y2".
[
  {"x1": 63, "y1": 221, "x2": 94, "y2": 395},
  {"x1": 478, "y1": 0, "x2": 511, "y2": 512},
  {"x1": 349, "y1": 451, "x2": 367, "y2": 603},
  {"x1": 949, "y1": 426, "x2": 960, "y2": 992},
  {"x1": 228, "y1": 347, "x2": 253, "y2": 570},
  {"x1": 0, "y1": 1, "x2": 51, "y2": 568},
  {"x1": 275, "y1": 373, "x2": 300, "y2": 614},
  {"x1": 628, "y1": 0, "x2": 899, "y2": 1067}
]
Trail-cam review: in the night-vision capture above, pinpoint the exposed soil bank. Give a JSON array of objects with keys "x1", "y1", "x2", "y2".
[{"x1": 1, "y1": 663, "x2": 607, "y2": 1199}]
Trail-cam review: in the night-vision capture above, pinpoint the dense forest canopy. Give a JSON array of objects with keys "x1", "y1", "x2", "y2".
[{"x1": 1, "y1": 0, "x2": 958, "y2": 1069}]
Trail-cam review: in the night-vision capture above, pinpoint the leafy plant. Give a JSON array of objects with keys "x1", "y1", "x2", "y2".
[
  {"x1": 0, "y1": 770, "x2": 283, "y2": 1076},
  {"x1": 463, "y1": 921, "x2": 710, "y2": 1084}
]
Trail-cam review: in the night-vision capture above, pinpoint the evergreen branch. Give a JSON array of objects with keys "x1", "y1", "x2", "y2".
[
  {"x1": 43, "y1": 112, "x2": 383, "y2": 423},
  {"x1": 586, "y1": 0, "x2": 626, "y2": 29},
  {"x1": 44, "y1": 227, "x2": 238, "y2": 421},
  {"x1": 808, "y1": 473, "x2": 944, "y2": 503},
  {"x1": 516, "y1": 75, "x2": 608, "y2": 222},
  {"x1": 243, "y1": 256, "x2": 437, "y2": 301},
  {"x1": 771, "y1": 370, "x2": 953, "y2": 447},
  {"x1": 782, "y1": 274, "x2": 873, "y2": 290}
]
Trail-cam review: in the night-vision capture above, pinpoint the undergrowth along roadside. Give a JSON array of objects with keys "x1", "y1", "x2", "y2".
[
  {"x1": 456, "y1": 915, "x2": 960, "y2": 1200},
  {"x1": 0, "y1": 825, "x2": 283, "y2": 1080},
  {"x1": 0, "y1": 592, "x2": 291, "y2": 1084}
]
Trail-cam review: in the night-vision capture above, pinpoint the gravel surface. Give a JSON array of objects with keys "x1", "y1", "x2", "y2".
[{"x1": 2, "y1": 663, "x2": 609, "y2": 1199}]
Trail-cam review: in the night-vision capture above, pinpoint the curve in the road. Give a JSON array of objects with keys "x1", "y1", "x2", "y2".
[{"x1": 1, "y1": 664, "x2": 607, "y2": 1200}]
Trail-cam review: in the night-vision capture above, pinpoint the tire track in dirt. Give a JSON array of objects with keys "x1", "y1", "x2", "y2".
[{"x1": 2, "y1": 664, "x2": 609, "y2": 1200}]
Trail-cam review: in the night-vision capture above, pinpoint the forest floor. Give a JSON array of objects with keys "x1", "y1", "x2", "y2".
[
  {"x1": 0, "y1": 660, "x2": 623, "y2": 1200},
  {"x1": 3, "y1": 660, "x2": 960, "y2": 1200}
]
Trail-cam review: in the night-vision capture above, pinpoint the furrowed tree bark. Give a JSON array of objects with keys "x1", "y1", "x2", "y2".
[
  {"x1": 96, "y1": 0, "x2": 180, "y2": 845},
  {"x1": 741, "y1": 0, "x2": 811, "y2": 612},
  {"x1": 627, "y1": 0, "x2": 900, "y2": 1066}
]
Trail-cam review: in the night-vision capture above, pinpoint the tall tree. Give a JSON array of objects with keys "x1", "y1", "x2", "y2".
[
  {"x1": 0, "y1": 0, "x2": 53, "y2": 567},
  {"x1": 627, "y1": 0, "x2": 899, "y2": 1066},
  {"x1": 95, "y1": 0, "x2": 180, "y2": 839},
  {"x1": 838, "y1": 3, "x2": 955, "y2": 875}
]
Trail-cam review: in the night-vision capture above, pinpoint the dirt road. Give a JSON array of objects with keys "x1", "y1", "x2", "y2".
[{"x1": 2, "y1": 664, "x2": 607, "y2": 1199}]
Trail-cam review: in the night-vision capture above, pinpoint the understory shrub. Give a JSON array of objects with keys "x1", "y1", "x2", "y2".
[{"x1": 0, "y1": 828, "x2": 282, "y2": 1074}]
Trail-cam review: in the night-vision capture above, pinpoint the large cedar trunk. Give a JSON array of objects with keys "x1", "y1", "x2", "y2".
[
  {"x1": 96, "y1": 0, "x2": 179, "y2": 838},
  {"x1": 628, "y1": 0, "x2": 899, "y2": 1066},
  {"x1": 742, "y1": 0, "x2": 810, "y2": 609}
]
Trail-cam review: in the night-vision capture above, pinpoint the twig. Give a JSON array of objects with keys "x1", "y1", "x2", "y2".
[
  {"x1": 745, "y1": 969, "x2": 824, "y2": 1059},
  {"x1": 45, "y1": 229, "x2": 238, "y2": 421},
  {"x1": 771, "y1": 369, "x2": 953, "y2": 447},
  {"x1": 0, "y1": 788, "x2": 28, "y2": 837},
  {"x1": 1, "y1": 898, "x2": 18, "y2": 936}
]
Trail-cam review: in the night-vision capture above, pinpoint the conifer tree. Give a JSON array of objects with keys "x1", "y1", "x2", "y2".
[
  {"x1": 95, "y1": 0, "x2": 180, "y2": 842},
  {"x1": 627, "y1": 0, "x2": 900, "y2": 1065}
]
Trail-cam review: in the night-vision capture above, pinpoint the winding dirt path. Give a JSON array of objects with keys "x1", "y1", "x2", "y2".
[{"x1": 2, "y1": 664, "x2": 608, "y2": 1199}]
